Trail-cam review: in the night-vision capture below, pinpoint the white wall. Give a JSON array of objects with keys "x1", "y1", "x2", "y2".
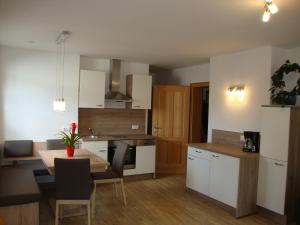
[
  {"x1": 171, "y1": 63, "x2": 210, "y2": 85},
  {"x1": 152, "y1": 63, "x2": 209, "y2": 85},
  {"x1": 0, "y1": 46, "x2": 80, "y2": 141},
  {"x1": 207, "y1": 46, "x2": 273, "y2": 141}
]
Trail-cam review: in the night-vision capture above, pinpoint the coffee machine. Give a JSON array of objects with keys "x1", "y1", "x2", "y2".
[{"x1": 243, "y1": 131, "x2": 260, "y2": 153}]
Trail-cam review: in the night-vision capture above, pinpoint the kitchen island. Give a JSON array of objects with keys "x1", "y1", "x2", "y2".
[{"x1": 187, "y1": 143, "x2": 259, "y2": 218}]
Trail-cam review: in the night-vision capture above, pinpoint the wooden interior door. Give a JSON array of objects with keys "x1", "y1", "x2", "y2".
[
  {"x1": 189, "y1": 82, "x2": 209, "y2": 143},
  {"x1": 152, "y1": 85, "x2": 190, "y2": 174}
]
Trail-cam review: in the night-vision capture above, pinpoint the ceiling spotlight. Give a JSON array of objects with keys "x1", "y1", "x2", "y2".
[
  {"x1": 262, "y1": 10, "x2": 271, "y2": 22},
  {"x1": 268, "y1": 2, "x2": 278, "y2": 14},
  {"x1": 262, "y1": 0, "x2": 278, "y2": 23}
]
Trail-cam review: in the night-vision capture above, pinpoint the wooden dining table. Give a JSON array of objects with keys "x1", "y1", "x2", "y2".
[
  {"x1": 38, "y1": 149, "x2": 109, "y2": 218},
  {"x1": 39, "y1": 149, "x2": 109, "y2": 175}
]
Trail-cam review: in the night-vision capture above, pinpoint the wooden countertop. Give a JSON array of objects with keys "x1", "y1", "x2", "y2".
[
  {"x1": 81, "y1": 134, "x2": 155, "y2": 142},
  {"x1": 189, "y1": 143, "x2": 259, "y2": 158}
]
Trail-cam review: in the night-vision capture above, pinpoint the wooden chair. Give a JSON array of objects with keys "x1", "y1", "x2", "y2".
[
  {"x1": 91, "y1": 141, "x2": 128, "y2": 206},
  {"x1": 54, "y1": 158, "x2": 95, "y2": 225}
]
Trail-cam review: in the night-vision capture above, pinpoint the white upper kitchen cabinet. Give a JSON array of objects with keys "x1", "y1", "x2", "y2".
[
  {"x1": 126, "y1": 75, "x2": 152, "y2": 109},
  {"x1": 260, "y1": 107, "x2": 290, "y2": 161},
  {"x1": 257, "y1": 157, "x2": 287, "y2": 215},
  {"x1": 209, "y1": 153, "x2": 240, "y2": 208},
  {"x1": 79, "y1": 70, "x2": 106, "y2": 108}
]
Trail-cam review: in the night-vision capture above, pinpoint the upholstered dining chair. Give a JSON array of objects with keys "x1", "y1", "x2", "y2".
[
  {"x1": 91, "y1": 141, "x2": 128, "y2": 206},
  {"x1": 54, "y1": 158, "x2": 95, "y2": 225}
]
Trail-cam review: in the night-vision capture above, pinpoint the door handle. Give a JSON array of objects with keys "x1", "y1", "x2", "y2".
[{"x1": 274, "y1": 162, "x2": 284, "y2": 167}]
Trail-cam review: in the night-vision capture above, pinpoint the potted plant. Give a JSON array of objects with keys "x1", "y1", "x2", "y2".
[
  {"x1": 58, "y1": 122, "x2": 81, "y2": 157},
  {"x1": 270, "y1": 60, "x2": 300, "y2": 105}
]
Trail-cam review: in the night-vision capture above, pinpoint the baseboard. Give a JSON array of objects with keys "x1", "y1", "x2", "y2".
[
  {"x1": 257, "y1": 206, "x2": 288, "y2": 225},
  {"x1": 124, "y1": 173, "x2": 155, "y2": 181}
]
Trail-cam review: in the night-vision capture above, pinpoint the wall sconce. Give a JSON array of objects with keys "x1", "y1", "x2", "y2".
[{"x1": 226, "y1": 85, "x2": 245, "y2": 97}]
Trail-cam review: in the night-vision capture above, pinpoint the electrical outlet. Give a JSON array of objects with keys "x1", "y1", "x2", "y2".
[
  {"x1": 131, "y1": 125, "x2": 139, "y2": 130},
  {"x1": 240, "y1": 134, "x2": 245, "y2": 142}
]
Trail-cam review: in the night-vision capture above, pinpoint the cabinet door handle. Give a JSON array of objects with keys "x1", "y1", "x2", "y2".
[
  {"x1": 196, "y1": 150, "x2": 202, "y2": 153},
  {"x1": 274, "y1": 162, "x2": 284, "y2": 167},
  {"x1": 99, "y1": 150, "x2": 106, "y2": 152},
  {"x1": 96, "y1": 104, "x2": 103, "y2": 107},
  {"x1": 133, "y1": 105, "x2": 141, "y2": 108},
  {"x1": 212, "y1": 154, "x2": 219, "y2": 158},
  {"x1": 188, "y1": 157, "x2": 194, "y2": 160}
]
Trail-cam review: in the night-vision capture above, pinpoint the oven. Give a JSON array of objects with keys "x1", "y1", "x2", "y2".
[{"x1": 108, "y1": 140, "x2": 136, "y2": 169}]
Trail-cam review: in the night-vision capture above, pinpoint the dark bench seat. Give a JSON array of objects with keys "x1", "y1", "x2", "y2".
[
  {"x1": 0, "y1": 167, "x2": 41, "y2": 206},
  {"x1": 0, "y1": 167, "x2": 41, "y2": 225}
]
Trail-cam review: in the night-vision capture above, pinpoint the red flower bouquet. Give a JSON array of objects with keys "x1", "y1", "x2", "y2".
[{"x1": 58, "y1": 122, "x2": 81, "y2": 157}]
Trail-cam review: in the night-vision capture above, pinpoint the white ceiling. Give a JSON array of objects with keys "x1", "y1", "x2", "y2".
[{"x1": 0, "y1": 0, "x2": 299, "y2": 68}]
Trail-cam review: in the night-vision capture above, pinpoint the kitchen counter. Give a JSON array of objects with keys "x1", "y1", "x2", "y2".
[
  {"x1": 189, "y1": 143, "x2": 259, "y2": 158},
  {"x1": 81, "y1": 134, "x2": 155, "y2": 142}
]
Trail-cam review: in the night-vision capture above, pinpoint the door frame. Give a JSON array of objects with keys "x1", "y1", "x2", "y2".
[{"x1": 189, "y1": 82, "x2": 209, "y2": 143}]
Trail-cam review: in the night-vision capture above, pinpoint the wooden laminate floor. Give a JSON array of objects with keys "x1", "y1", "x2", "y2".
[{"x1": 40, "y1": 175, "x2": 277, "y2": 225}]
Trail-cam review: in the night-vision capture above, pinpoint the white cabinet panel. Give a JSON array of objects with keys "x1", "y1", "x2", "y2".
[
  {"x1": 260, "y1": 107, "x2": 290, "y2": 161},
  {"x1": 128, "y1": 75, "x2": 152, "y2": 109},
  {"x1": 186, "y1": 155, "x2": 210, "y2": 195},
  {"x1": 209, "y1": 153, "x2": 240, "y2": 208},
  {"x1": 124, "y1": 145, "x2": 156, "y2": 176},
  {"x1": 135, "y1": 145, "x2": 156, "y2": 174},
  {"x1": 188, "y1": 147, "x2": 210, "y2": 160},
  {"x1": 81, "y1": 141, "x2": 108, "y2": 161},
  {"x1": 79, "y1": 70, "x2": 106, "y2": 108},
  {"x1": 257, "y1": 157, "x2": 287, "y2": 215}
]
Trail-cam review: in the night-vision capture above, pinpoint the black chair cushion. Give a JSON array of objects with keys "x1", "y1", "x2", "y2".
[
  {"x1": 46, "y1": 139, "x2": 65, "y2": 150},
  {"x1": 0, "y1": 167, "x2": 41, "y2": 206},
  {"x1": 12, "y1": 160, "x2": 47, "y2": 171},
  {"x1": 91, "y1": 169, "x2": 120, "y2": 180},
  {"x1": 4, "y1": 140, "x2": 33, "y2": 157}
]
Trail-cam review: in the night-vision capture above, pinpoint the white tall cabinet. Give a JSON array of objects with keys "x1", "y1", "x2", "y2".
[
  {"x1": 257, "y1": 106, "x2": 300, "y2": 224},
  {"x1": 79, "y1": 70, "x2": 106, "y2": 108}
]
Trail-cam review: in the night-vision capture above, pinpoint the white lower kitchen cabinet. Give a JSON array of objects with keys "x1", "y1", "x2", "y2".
[
  {"x1": 124, "y1": 145, "x2": 156, "y2": 176},
  {"x1": 186, "y1": 144, "x2": 259, "y2": 218},
  {"x1": 209, "y1": 153, "x2": 240, "y2": 208},
  {"x1": 81, "y1": 141, "x2": 108, "y2": 161},
  {"x1": 186, "y1": 154, "x2": 210, "y2": 196},
  {"x1": 257, "y1": 157, "x2": 287, "y2": 215}
]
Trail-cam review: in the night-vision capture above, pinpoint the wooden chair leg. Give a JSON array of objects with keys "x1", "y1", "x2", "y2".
[
  {"x1": 120, "y1": 179, "x2": 127, "y2": 207},
  {"x1": 55, "y1": 202, "x2": 59, "y2": 225},
  {"x1": 92, "y1": 185, "x2": 96, "y2": 218},
  {"x1": 114, "y1": 181, "x2": 118, "y2": 197},
  {"x1": 87, "y1": 202, "x2": 91, "y2": 225}
]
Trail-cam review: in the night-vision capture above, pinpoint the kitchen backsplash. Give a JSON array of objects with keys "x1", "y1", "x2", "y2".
[
  {"x1": 212, "y1": 129, "x2": 243, "y2": 147},
  {"x1": 78, "y1": 108, "x2": 146, "y2": 136}
]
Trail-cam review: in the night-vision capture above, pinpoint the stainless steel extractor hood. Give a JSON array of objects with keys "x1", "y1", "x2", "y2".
[{"x1": 105, "y1": 59, "x2": 132, "y2": 102}]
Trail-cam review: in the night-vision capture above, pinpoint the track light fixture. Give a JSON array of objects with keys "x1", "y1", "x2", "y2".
[{"x1": 262, "y1": 0, "x2": 279, "y2": 23}]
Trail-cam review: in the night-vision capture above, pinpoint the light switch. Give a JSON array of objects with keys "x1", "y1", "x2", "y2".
[{"x1": 132, "y1": 125, "x2": 139, "y2": 130}]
